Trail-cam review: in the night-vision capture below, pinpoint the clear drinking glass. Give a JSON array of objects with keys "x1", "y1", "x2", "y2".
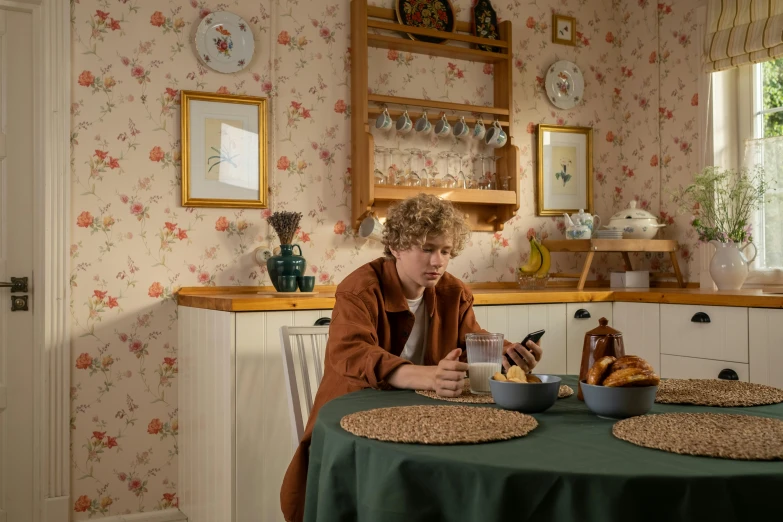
[
  {"x1": 389, "y1": 147, "x2": 404, "y2": 186},
  {"x1": 373, "y1": 146, "x2": 388, "y2": 185},
  {"x1": 404, "y1": 148, "x2": 422, "y2": 187},
  {"x1": 466, "y1": 332, "x2": 504, "y2": 394}
]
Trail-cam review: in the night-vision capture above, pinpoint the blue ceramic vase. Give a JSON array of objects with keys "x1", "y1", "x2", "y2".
[{"x1": 267, "y1": 244, "x2": 306, "y2": 291}]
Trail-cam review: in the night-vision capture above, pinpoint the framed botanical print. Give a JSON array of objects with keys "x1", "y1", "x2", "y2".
[
  {"x1": 536, "y1": 124, "x2": 593, "y2": 216},
  {"x1": 180, "y1": 90, "x2": 268, "y2": 208},
  {"x1": 552, "y1": 14, "x2": 576, "y2": 46}
]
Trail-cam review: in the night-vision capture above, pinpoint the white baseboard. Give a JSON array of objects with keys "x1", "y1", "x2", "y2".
[{"x1": 93, "y1": 509, "x2": 187, "y2": 522}]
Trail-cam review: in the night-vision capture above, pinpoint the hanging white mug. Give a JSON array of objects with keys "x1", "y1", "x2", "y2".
[
  {"x1": 453, "y1": 117, "x2": 469, "y2": 139},
  {"x1": 375, "y1": 107, "x2": 393, "y2": 130},
  {"x1": 434, "y1": 114, "x2": 451, "y2": 137},
  {"x1": 396, "y1": 110, "x2": 413, "y2": 134},
  {"x1": 484, "y1": 121, "x2": 508, "y2": 148},
  {"x1": 472, "y1": 118, "x2": 486, "y2": 140},
  {"x1": 415, "y1": 111, "x2": 432, "y2": 134},
  {"x1": 358, "y1": 215, "x2": 384, "y2": 242}
]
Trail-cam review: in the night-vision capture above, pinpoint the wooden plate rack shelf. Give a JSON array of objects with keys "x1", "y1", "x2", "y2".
[{"x1": 350, "y1": 0, "x2": 519, "y2": 232}]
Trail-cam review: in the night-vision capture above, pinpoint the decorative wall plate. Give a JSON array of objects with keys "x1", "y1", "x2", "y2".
[
  {"x1": 195, "y1": 12, "x2": 255, "y2": 73},
  {"x1": 395, "y1": 0, "x2": 456, "y2": 44},
  {"x1": 545, "y1": 60, "x2": 584, "y2": 110},
  {"x1": 471, "y1": 0, "x2": 499, "y2": 52}
]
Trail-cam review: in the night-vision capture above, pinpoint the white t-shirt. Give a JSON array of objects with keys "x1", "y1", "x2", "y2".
[{"x1": 399, "y1": 295, "x2": 427, "y2": 365}]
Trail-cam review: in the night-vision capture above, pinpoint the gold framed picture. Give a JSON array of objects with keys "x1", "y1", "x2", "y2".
[
  {"x1": 552, "y1": 14, "x2": 576, "y2": 46},
  {"x1": 180, "y1": 90, "x2": 268, "y2": 208},
  {"x1": 536, "y1": 124, "x2": 593, "y2": 216}
]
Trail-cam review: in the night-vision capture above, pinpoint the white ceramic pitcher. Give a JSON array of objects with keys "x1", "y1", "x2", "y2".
[{"x1": 709, "y1": 240, "x2": 757, "y2": 290}]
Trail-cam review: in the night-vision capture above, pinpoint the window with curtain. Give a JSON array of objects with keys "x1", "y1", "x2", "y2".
[
  {"x1": 704, "y1": 1, "x2": 783, "y2": 279},
  {"x1": 742, "y1": 59, "x2": 783, "y2": 272}
]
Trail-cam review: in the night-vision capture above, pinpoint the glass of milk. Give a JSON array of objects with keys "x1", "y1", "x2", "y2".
[{"x1": 466, "y1": 333, "x2": 504, "y2": 394}]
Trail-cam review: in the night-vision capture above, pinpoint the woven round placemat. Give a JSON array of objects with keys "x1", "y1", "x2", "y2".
[
  {"x1": 655, "y1": 379, "x2": 783, "y2": 407},
  {"x1": 414, "y1": 379, "x2": 575, "y2": 403},
  {"x1": 340, "y1": 405, "x2": 538, "y2": 444},
  {"x1": 613, "y1": 413, "x2": 783, "y2": 460}
]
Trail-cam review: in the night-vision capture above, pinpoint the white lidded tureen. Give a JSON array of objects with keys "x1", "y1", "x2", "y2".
[{"x1": 603, "y1": 201, "x2": 666, "y2": 240}]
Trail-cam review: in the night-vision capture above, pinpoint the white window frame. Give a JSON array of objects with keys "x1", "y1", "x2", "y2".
[{"x1": 735, "y1": 62, "x2": 783, "y2": 285}]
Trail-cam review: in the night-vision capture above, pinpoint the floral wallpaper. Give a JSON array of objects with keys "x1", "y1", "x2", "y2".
[{"x1": 69, "y1": 0, "x2": 702, "y2": 518}]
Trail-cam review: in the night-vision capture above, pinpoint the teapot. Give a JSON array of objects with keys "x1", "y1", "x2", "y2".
[
  {"x1": 570, "y1": 209, "x2": 601, "y2": 233},
  {"x1": 578, "y1": 317, "x2": 626, "y2": 400},
  {"x1": 563, "y1": 213, "x2": 591, "y2": 240}
]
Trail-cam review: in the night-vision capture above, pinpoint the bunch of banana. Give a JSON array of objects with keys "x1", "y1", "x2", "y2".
[{"x1": 518, "y1": 237, "x2": 551, "y2": 278}]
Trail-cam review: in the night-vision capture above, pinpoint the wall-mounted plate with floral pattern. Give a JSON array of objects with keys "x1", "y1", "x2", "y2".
[
  {"x1": 545, "y1": 60, "x2": 584, "y2": 110},
  {"x1": 195, "y1": 12, "x2": 254, "y2": 74},
  {"x1": 396, "y1": 0, "x2": 456, "y2": 44}
]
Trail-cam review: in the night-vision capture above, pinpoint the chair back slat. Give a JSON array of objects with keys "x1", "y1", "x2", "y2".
[
  {"x1": 279, "y1": 325, "x2": 330, "y2": 446},
  {"x1": 296, "y1": 334, "x2": 314, "y2": 416}
]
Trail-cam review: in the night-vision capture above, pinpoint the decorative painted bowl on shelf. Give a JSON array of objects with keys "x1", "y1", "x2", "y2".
[{"x1": 603, "y1": 201, "x2": 666, "y2": 240}]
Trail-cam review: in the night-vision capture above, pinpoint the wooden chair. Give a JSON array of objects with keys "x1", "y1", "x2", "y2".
[{"x1": 279, "y1": 325, "x2": 330, "y2": 446}]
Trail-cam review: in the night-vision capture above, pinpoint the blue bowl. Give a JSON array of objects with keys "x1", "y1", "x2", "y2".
[
  {"x1": 489, "y1": 374, "x2": 561, "y2": 413},
  {"x1": 580, "y1": 381, "x2": 657, "y2": 419}
]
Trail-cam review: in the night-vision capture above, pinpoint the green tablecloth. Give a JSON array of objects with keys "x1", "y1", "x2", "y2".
[{"x1": 304, "y1": 375, "x2": 783, "y2": 522}]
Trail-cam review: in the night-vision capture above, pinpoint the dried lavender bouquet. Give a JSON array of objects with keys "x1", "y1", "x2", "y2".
[{"x1": 266, "y1": 211, "x2": 303, "y2": 245}]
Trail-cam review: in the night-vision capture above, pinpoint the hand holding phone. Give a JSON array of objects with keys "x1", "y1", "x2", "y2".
[{"x1": 504, "y1": 329, "x2": 545, "y2": 367}]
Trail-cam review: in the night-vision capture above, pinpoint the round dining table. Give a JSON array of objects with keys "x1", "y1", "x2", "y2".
[{"x1": 303, "y1": 375, "x2": 783, "y2": 522}]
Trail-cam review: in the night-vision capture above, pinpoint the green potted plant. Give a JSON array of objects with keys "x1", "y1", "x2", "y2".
[{"x1": 671, "y1": 165, "x2": 770, "y2": 290}]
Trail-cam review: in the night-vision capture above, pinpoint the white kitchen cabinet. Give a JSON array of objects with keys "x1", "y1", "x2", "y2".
[
  {"x1": 660, "y1": 304, "x2": 748, "y2": 363},
  {"x1": 661, "y1": 354, "x2": 749, "y2": 382},
  {"x1": 749, "y1": 308, "x2": 783, "y2": 387},
  {"x1": 178, "y1": 296, "x2": 779, "y2": 522},
  {"x1": 474, "y1": 304, "x2": 567, "y2": 374},
  {"x1": 612, "y1": 302, "x2": 661, "y2": 370},
  {"x1": 179, "y1": 306, "x2": 332, "y2": 522},
  {"x1": 565, "y1": 302, "x2": 613, "y2": 375}
]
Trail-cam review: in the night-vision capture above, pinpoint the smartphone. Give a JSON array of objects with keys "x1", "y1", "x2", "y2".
[{"x1": 504, "y1": 329, "x2": 545, "y2": 367}]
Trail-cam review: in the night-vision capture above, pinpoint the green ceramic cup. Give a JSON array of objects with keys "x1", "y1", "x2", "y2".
[
  {"x1": 278, "y1": 275, "x2": 299, "y2": 292},
  {"x1": 298, "y1": 275, "x2": 316, "y2": 292}
]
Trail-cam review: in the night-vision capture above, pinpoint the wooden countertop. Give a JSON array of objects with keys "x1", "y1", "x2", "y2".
[{"x1": 177, "y1": 285, "x2": 783, "y2": 312}]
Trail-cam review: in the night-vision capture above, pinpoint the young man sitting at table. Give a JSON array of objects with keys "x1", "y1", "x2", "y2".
[{"x1": 281, "y1": 193, "x2": 544, "y2": 522}]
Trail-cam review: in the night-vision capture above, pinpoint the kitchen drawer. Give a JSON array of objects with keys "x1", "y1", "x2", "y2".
[
  {"x1": 660, "y1": 304, "x2": 748, "y2": 363},
  {"x1": 566, "y1": 302, "x2": 613, "y2": 375},
  {"x1": 661, "y1": 354, "x2": 749, "y2": 382},
  {"x1": 749, "y1": 309, "x2": 783, "y2": 387}
]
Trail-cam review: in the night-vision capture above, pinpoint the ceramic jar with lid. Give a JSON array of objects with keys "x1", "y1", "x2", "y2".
[
  {"x1": 578, "y1": 317, "x2": 625, "y2": 400},
  {"x1": 604, "y1": 201, "x2": 666, "y2": 240}
]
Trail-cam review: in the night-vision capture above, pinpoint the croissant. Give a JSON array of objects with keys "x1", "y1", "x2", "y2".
[
  {"x1": 603, "y1": 367, "x2": 660, "y2": 388},
  {"x1": 611, "y1": 355, "x2": 654, "y2": 373},
  {"x1": 587, "y1": 355, "x2": 616, "y2": 385}
]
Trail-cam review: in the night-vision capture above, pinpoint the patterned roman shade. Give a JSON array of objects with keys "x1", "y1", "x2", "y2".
[{"x1": 705, "y1": 0, "x2": 783, "y2": 72}]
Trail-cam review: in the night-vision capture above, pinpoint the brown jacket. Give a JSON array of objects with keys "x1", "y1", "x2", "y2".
[{"x1": 280, "y1": 257, "x2": 496, "y2": 522}]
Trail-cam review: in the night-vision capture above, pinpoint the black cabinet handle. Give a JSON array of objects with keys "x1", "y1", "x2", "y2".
[
  {"x1": 314, "y1": 317, "x2": 331, "y2": 326},
  {"x1": 574, "y1": 309, "x2": 591, "y2": 319},
  {"x1": 691, "y1": 312, "x2": 711, "y2": 323},
  {"x1": 718, "y1": 368, "x2": 739, "y2": 381}
]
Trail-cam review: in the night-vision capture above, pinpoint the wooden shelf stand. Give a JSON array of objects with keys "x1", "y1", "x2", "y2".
[
  {"x1": 350, "y1": 0, "x2": 519, "y2": 232},
  {"x1": 542, "y1": 239, "x2": 686, "y2": 290}
]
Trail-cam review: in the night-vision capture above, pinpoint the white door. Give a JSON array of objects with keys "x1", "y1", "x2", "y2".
[{"x1": 0, "y1": 8, "x2": 35, "y2": 521}]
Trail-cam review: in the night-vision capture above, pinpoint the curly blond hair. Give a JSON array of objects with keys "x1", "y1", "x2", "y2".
[{"x1": 382, "y1": 193, "x2": 471, "y2": 257}]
